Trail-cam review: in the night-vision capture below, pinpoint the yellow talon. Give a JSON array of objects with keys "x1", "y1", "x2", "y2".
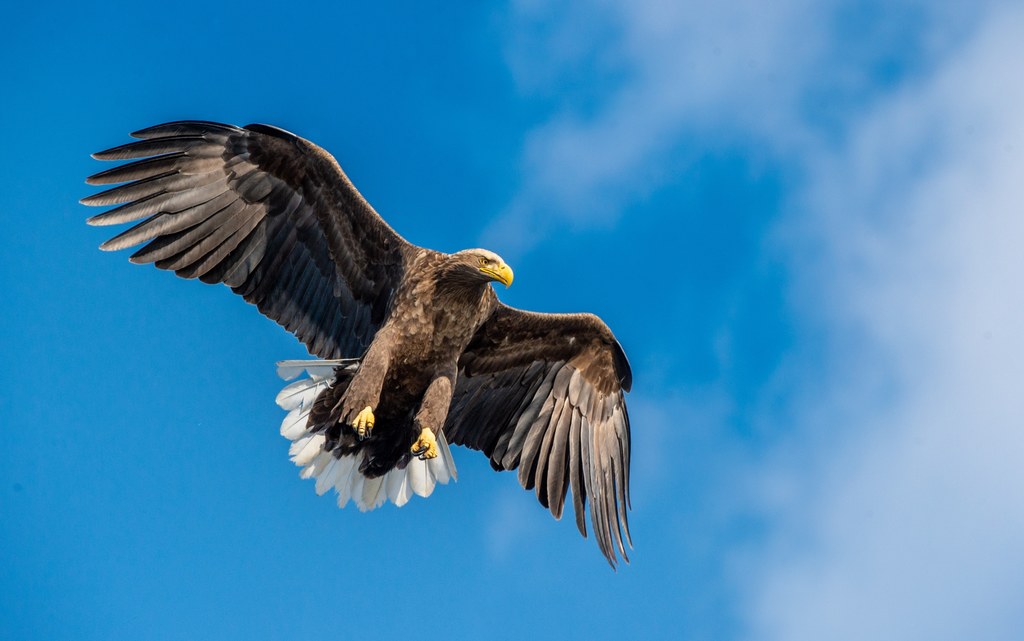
[
  {"x1": 353, "y1": 406, "x2": 375, "y2": 439},
  {"x1": 412, "y1": 427, "x2": 439, "y2": 460}
]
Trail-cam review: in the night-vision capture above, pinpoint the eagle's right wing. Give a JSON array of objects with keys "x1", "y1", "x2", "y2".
[{"x1": 84, "y1": 121, "x2": 414, "y2": 358}]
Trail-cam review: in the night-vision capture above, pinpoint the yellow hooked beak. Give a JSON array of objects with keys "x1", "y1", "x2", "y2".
[{"x1": 481, "y1": 262, "x2": 514, "y2": 287}]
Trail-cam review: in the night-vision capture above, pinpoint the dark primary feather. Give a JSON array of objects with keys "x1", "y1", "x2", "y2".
[
  {"x1": 83, "y1": 121, "x2": 412, "y2": 358},
  {"x1": 443, "y1": 304, "x2": 633, "y2": 567}
]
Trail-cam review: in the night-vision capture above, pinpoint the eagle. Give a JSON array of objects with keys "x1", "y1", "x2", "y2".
[{"x1": 83, "y1": 121, "x2": 633, "y2": 567}]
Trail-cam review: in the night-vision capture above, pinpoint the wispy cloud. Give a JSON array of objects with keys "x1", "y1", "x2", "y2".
[
  {"x1": 489, "y1": 0, "x2": 825, "y2": 252},
  {"x1": 499, "y1": 0, "x2": 1024, "y2": 638},
  {"x1": 488, "y1": 0, "x2": 987, "y2": 255},
  {"x1": 749, "y1": 7, "x2": 1024, "y2": 639}
]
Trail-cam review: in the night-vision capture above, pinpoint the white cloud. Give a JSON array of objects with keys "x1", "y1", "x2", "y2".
[
  {"x1": 502, "y1": 0, "x2": 1024, "y2": 638},
  {"x1": 749, "y1": 7, "x2": 1024, "y2": 640},
  {"x1": 491, "y1": 0, "x2": 826, "y2": 251},
  {"x1": 491, "y1": 0, "x2": 989, "y2": 253}
]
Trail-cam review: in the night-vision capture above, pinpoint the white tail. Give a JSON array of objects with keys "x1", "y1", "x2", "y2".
[{"x1": 275, "y1": 360, "x2": 457, "y2": 511}]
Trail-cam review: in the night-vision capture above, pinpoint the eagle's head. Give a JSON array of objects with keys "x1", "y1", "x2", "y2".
[{"x1": 446, "y1": 248, "x2": 514, "y2": 288}]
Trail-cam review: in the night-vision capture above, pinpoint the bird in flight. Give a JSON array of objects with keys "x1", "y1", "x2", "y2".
[{"x1": 84, "y1": 121, "x2": 633, "y2": 567}]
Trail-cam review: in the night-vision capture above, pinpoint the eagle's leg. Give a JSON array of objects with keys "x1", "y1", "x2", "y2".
[
  {"x1": 339, "y1": 338, "x2": 391, "y2": 440},
  {"x1": 411, "y1": 374, "x2": 453, "y2": 460},
  {"x1": 352, "y1": 406, "x2": 375, "y2": 438},
  {"x1": 412, "y1": 428, "x2": 439, "y2": 460}
]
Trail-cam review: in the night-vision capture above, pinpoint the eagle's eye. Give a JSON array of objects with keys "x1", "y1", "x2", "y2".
[{"x1": 478, "y1": 257, "x2": 489, "y2": 266}]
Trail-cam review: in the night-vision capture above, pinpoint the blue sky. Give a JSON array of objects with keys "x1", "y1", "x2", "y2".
[{"x1": 3, "y1": 1, "x2": 1023, "y2": 639}]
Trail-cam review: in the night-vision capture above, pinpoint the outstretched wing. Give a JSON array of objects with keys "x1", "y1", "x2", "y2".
[
  {"x1": 83, "y1": 121, "x2": 413, "y2": 358},
  {"x1": 444, "y1": 304, "x2": 633, "y2": 567}
]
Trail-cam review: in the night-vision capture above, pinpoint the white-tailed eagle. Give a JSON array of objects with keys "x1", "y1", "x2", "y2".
[{"x1": 84, "y1": 121, "x2": 633, "y2": 567}]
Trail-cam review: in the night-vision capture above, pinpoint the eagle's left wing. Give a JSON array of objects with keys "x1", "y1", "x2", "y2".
[{"x1": 443, "y1": 304, "x2": 633, "y2": 567}]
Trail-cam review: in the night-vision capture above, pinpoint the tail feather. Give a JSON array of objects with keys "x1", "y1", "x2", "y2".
[
  {"x1": 408, "y1": 457, "x2": 432, "y2": 497},
  {"x1": 334, "y1": 455, "x2": 358, "y2": 508},
  {"x1": 275, "y1": 360, "x2": 457, "y2": 511},
  {"x1": 276, "y1": 358, "x2": 358, "y2": 381},
  {"x1": 315, "y1": 457, "x2": 339, "y2": 496},
  {"x1": 386, "y1": 466, "x2": 412, "y2": 507},
  {"x1": 289, "y1": 433, "x2": 325, "y2": 466},
  {"x1": 349, "y1": 470, "x2": 367, "y2": 509},
  {"x1": 362, "y1": 476, "x2": 387, "y2": 512}
]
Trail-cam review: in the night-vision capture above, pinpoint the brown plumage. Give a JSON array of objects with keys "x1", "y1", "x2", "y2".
[{"x1": 84, "y1": 121, "x2": 633, "y2": 567}]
